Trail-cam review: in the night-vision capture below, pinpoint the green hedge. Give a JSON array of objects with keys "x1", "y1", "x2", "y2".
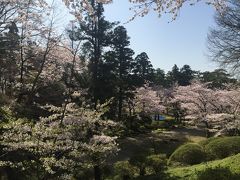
[
  {"x1": 168, "y1": 143, "x2": 206, "y2": 165},
  {"x1": 203, "y1": 136, "x2": 240, "y2": 159},
  {"x1": 146, "y1": 154, "x2": 167, "y2": 175},
  {"x1": 196, "y1": 166, "x2": 240, "y2": 180}
]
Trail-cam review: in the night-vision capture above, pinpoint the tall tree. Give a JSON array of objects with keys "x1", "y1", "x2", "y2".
[
  {"x1": 179, "y1": 65, "x2": 194, "y2": 86},
  {"x1": 70, "y1": 1, "x2": 116, "y2": 108},
  {"x1": 153, "y1": 68, "x2": 166, "y2": 87},
  {"x1": 165, "y1": 64, "x2": 180, "y2": 87},
  {"x1": 0, "y1": 22, "x2": 19, "y2": 96},
  {"x1": 103, "y1": 26, "x2": 135, "y2": 120},
  {"x1": 133, "y1": 52, "x2": 154, "y2": 85},
  {"x1": 200, "y1": 69, "x2": 237, "y2": 88}
]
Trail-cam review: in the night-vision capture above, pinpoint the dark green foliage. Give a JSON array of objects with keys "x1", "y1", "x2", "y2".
[
  {"x1": 135, "y1": 174, "x2": 177, "y2": 180},
  {"x1": 11, "y1": 82, "x2": 66, "y2": 119},
  {"x1": 153, "y1": 68, "x2": 166, "y2": 87},
  {"x1": 0, "y1": 22, "x2": 19, "y2": 97},
  {"x1": 196, "y1": 166, "x2": 240, "y2": 180},
  {"x1": 200, "y1": 69, "x2": 237, "y2": 88},
  {"x1": 133, "y1": 52, "x2": 154, "y2": 85},
  {"x1": 68, "y1": 2, "x2": 117, "y2": 108},
  {"x1": 164, "y1": 64, "x2": 182, "y2": 87},
  {"x1": 203, "y1": 136, "x2": 240, "y2": 159},
  {"x1": 114, "y1": 161, "x2": 138, "y2": 180},
  {"x1": 124, "y1": 113, "x2": 152, "y2": 133},
  {"x1": 105, "y1": 26, "x2": 135, "y2": 120},
  {"x1": 129, "y1": 149, "x2": 154, "y2": 176},
  {"x1": 72, "y1": 167, "x2": 95, "y2": 180},
  {"x1": 198, "y1": 137, "x2": 220, "y2": 147},
  {"x1": 0, "y1": 93, "x2": 11, "y2": 106},
  {"x1": 154, "y1": 64, "x2": 196, "y2": 88},
  {"x1": 146, "y1": 154, "x2": 167, "y2": 175},
  {"x1": 34, "y1": 82, "x2": 66, "y2": 107},
  {"x1": 168, "y1": 143, "x2": 206, "y2": 165},
  {"x1": 168, "y1": 153, "x2": 240, "y2": 179},
  {"x1": 178, "y1": 65, "x2": 194, "y2": 86},
  {"x1": 13, "y1": 102, "x2": 51, "y2": 119}
]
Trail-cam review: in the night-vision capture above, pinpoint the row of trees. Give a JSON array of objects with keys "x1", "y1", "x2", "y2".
[
  {"x1": 136, "y1": 80, "x2": 240, "y2": 137},
  {"x1": 154, "y1": 65, "x2": 237, "y2": 88}
]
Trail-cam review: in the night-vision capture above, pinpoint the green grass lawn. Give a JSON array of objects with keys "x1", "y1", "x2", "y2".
[{"x1": 168, "y1": 153, "x2": 240, "y2": 179}]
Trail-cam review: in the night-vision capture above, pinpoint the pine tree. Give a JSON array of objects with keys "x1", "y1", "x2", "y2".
[
  {"x1": 133, "y1": 52, "x2": 154, "y2": 85},
  {"x1": 103, "y1": 26, "x2": 135, "y2": 120},
  {"x1": 69, "y1": 0, "x2": 116, "y2": 108}
]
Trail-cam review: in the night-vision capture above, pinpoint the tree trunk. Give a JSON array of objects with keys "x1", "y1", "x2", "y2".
[
  {"x1": 118, "y1": 87, "x2": 123, "y2": 121},
  {"x1": 203, "y1": 120, "x2": 210, "y2": 137},
  {"x1": 139, "y1": 167, "x2": 145, "y2": 176},
  {"x1": 94, "y1": 165, "x2": 101, "y2": 180}
]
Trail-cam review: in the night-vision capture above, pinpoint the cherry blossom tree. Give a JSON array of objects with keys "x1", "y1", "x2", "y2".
[
  {"x1": 1, "y1": 101, "x2": 118, "y2": 179},
  {"x1": 135, "y1": 85, "x2": 165, "y2": 114},
  {"x1": 63, "y1": 0, "x2": 227, "y2": 21},
  {"x1": 173, "y1": 81, "x2": 240, "y2": 136}
]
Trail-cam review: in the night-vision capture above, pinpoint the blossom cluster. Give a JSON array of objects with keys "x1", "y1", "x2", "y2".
[
  {"x1": 63, "y1": 0, "x2": 226, "y2": 21},
  {"x1": 173, "y1": 81, "x2": 240, "y2": 131},
  {"x1": 1, "y1": 103, "x2": 119, "y2": 177}
]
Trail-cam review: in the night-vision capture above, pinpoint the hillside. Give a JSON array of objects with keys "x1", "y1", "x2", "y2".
[{"x1": 168, "y1": 153, "x2": 240, "y2": 179}]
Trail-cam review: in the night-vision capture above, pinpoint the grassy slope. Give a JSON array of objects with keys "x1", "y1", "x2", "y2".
[{"x1": 168, "y1": 153, "x2": 240, "y2": 179}]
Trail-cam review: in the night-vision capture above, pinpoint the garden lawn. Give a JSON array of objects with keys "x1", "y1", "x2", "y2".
[{"x1": 168, "y1": 153, "x2": 240, "y2": 179}]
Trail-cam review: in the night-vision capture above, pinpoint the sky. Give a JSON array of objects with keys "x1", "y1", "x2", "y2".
[
  {"x1": 103, "y1": 1, "x2": 219, "y2": 72},
  {"x1": 56, "y1": 0, "x2": 219, "y2": 72}
]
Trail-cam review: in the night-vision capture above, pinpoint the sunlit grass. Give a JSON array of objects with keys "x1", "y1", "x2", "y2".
[{"x1": 168, "y1": 153, "x2": 240, "y2": 179}]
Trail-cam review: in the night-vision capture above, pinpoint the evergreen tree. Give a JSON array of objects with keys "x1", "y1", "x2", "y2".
[
  {"x1": 153, "y1": 68, "x2": 166, "y2": 87},
  {"x1": 0, "y1": 22, "x2": 20, "y2": 96},
  {"x1": 103, "y1": 26, "x2": 135, "y2": 120},
  {"x1": 200, "y1": 69, "x2": 237, "y2": 88},
  {"x1": 69, "y1": 0, "x2": 116, "y2": 108},
  {"x1": 179, "y1": 65, "x2": 194, "y2": 86},
  {"x1": 165, "y1": 64, "x2": 180, "y2": 87},
  {"x1": 133, "y1": 52, "x2": 154, "y2": 85}
]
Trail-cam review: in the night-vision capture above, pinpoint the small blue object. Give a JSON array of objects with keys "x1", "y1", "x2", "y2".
[
  {"x1": 159, "y1": 115, "x2": 165, "y2": 120},
  {"x1": 154, "y1": 114, "x2": 166, "y2": 121}
]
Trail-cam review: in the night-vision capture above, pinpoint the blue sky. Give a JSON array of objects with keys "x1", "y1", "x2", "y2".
[
  {"x1": 104, "y1": 1, "x2": 218, "y2": 72},
  {"x1": 55, "y1": 0, "x2": 219, "y2": 72}
]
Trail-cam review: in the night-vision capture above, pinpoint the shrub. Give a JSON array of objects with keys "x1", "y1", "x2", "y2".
[
  {"x1": 129, "y1": 149, "x2": 154, "y2": 176},
  {"x1": 124, "y1": 113, "x2": 152, "y2": 133},
  {"x1": 168, "y1": 143, "x2": 206, "y2": 165},
  {"x1": 113, "y1": 161, "x2": 138, "y2": 180},
  {"x1": 146, "y1": 154, "x2": 167, "y2": 175},
  {"x1": 196, "y1": 166, "x2": 240, "y2": 180},
  {"x1": 198, "y1": 137, "x2": 220, "y2": 147},
  {"x1": 0, "y1": 93, "x2": 11, "y2": 106},
  {"x1": 203, "y1": 136, "x2": 240, "y2": 159}
]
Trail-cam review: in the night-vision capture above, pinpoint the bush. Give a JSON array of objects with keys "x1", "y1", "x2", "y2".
[
  {"x1": 129, "y1": 148, "x2": 155, "y2": 176},
  {"x1": 0, "y1": 93, "x2": 11, "y2": 106},
  {"x1": 124, "y1": 113, "x2": 152, "y2": 133},
  {"x1": 168, "y1": 143, "x2": 206, "y2": 165},
  {"x1": 113, "y1": 161, "x2": 138, "y2": 180},
  {"x1": 146, "y1": 154, "x2": 167, "y2": 175},
  {"x1": 203, "y1": 136, "x2": 240, "y2": 159},
  {"x1": 196, "y1": 166, "x2": 240, "y2": 180},
  {"x1": 198, "y1": 137, "x2": 220, "y2": 147}
]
